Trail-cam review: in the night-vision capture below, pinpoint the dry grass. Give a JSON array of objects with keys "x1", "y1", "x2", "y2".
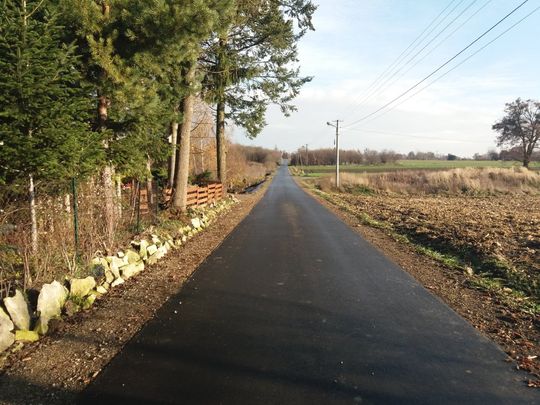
[
  {"x1": 318, "y1": 167, "x2": 540, "y2": 196},
  {"x1": 0, "y1": 180, "x2": 139, "y2": 299},
  {"x1": 226, "y1": 144, "x2": 278, "y2": 193}
]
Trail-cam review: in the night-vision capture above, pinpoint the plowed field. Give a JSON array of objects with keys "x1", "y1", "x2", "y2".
[{"x1": 329, "y1": 192, "x2": 540, "y2": 302}]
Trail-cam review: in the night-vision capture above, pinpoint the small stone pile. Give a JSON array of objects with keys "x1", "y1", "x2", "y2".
[{"x1": 0, "y1": 197, "x2": 238, "y2": 355}]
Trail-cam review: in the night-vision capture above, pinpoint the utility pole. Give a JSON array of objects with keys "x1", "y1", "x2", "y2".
[
  {"x1": 305, "y1": 144, "x2": 309, "y2": 166},
  {"x1": 326, "y1": 120, "x2": 341, "y2": 188}
]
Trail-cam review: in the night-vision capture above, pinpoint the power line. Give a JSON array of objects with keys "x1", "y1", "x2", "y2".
[
  {"x1": 345, "y1": 0, "x2": 478, "y2": 119},
  {"x1": 351, "y1": 3, "x2": 540, "y2": 127},
  {"x1": 369, "y1": 0, "x2": 493, "y2": 106},
  {"x1": 343, "y1": 0, "x2": 530, "y2": 129},
  {"x1": 340, "y1": 0, "x2": 459, "y2": 118}
]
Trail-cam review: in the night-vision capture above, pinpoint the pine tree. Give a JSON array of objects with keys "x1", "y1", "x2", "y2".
[
  {"x1": 58, "y1": 0, "x2": 235, "y2": 215},
  {"x1": 57, "y1": 0, "x2": 175, "y2": 243},
  {"x1": 202, "y1": 0, "x2": 316, "y2": 187},
  {"x1": 0, "y1": 0, "x2": 102, "y2": 252},
  {"x1": 165, "y1": 0, "x2": 234, "y2": 211}
]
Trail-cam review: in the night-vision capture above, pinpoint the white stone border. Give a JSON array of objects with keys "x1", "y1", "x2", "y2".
[{"x1": 0, "y1": 197, "x2": 239, "y2": 355}]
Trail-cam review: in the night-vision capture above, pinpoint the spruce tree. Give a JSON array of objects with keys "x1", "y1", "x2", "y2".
[{"x1": 0, "y1": 0, "x2": 102, "y2": 252}]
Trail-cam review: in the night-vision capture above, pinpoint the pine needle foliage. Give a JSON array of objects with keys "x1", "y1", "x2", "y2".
[{"x1": 0, "y1": 0, "x2": 102, "y2": 192}]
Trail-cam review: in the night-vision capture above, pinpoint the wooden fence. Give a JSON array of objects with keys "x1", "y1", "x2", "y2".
[
  {"x1": 163, "y1": 182, "x2": 224, "y2": 208},
  {"x1": 137, "y1": 182, "x2": 224, "y2": 215}
]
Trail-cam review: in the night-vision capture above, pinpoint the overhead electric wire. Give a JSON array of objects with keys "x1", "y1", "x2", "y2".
[
  {"x1": 340, "y1": 0, "x2": 458, "y2": 118},
  {"x1": 370, "y1": 0, "x2": 493, "y2": 105},
  {"x1": 349, "y1": 3, "x2": 540, "y2": 129},
  {"x1": 343, "y1": 0, "x2": 530, "y2": 129},
  {"x1": 345, "y1": 0, "x2": 477, "y2": 118}
]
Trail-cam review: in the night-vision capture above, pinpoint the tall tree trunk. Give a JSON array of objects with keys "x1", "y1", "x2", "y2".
[
  {"x1": 146, "y1": 157, "x2": 154, "y2": 208},
  {"x1": 215, "y1": 36, "x2": 228, "y2": 193},
  {"x1": 102, "y1": 165, "x2": 115, "y2": 246},
  {"x1": 523, "y1": 142, "x2": 530, "y2": 168},
  {"x1": 172, "y1": 64, "x2": 195, "y2": 211},
  {"x1": 216, "y1": 100, "x2": 226, "y2": 192},
  {"x1": 200, "y1": 137, "x2": 205, "y2": 173},
  {"x1": 168, "y1": 121, "x2": 178, "y2": 188},
  {"x1": 29, "y1": 174, "x2": 38, "y2": 254},
  {"x1": 115, "y1": 175, "x2": 122, "y2": 219},
  {"x1": 98, "y1": 94, "x2": 116, "y2": 248},
  {"x1": 64, "y1": 193, "x2": 71, "y2": 214}
]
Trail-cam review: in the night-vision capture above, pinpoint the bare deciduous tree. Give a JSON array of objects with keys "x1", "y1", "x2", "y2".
[{"x1": 493, "y1": 98, "x2": 540, "y2": 168}]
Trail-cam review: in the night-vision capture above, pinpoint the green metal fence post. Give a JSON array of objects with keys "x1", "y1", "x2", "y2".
[
  {"x1": 71, "y1": 177, "x2": 80, "y2": 259},
  {"x1": 136, "y1": 182, "x2": 141, "y2": 234}
]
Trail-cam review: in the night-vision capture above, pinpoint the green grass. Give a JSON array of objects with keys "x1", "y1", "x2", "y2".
[{"x1": 297, "y1": 160, "x2": 539, "y2": 177}]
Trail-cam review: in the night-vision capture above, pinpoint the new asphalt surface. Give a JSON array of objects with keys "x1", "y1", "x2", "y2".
[{"x1": 80, "y1": 165, "x2": 538, "y2": 404}]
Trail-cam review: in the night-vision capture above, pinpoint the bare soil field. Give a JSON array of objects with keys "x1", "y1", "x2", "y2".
[{"x1": 338, "y1": 194, "x2": 539, "y2": 295}]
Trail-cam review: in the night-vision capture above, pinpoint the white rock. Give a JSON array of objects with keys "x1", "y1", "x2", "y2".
[
  {"x1": 121, "y1": 261, "x2": 145, "y2": 279},
  {"x1": 109, "y1": 256, "x2": 124, "y2": 279},
  {"x1": 104, "y1": 269, "x2": 115, "y2": 284},
  {"x1": 147, "y1": 244, "x2": 158, "y2": 256},
  {"x1": 154, "y1": 246, "x2": 168, "y2": 260},
  {"x1": 96, "y1": 286, "x2": 108, "y2": 294},
  {"x1": 139, "y1": 239, "x2": 149, "y2": 260},
  {"x1": 70, "y1": 276, "x2": 96, "y2": 298},
  {"x1": 15, "y1": 329, "x2": 39, "y2": 342},
  {"x1": 125, "y1": 249, "x2": 140, "y2": 264},
  {"x1": 36, "y1": 281, "x2": 68, "y2": 334},
  {"x1": 0, "y1": 307, "x2": 15, "y2": 353},
  {"x1": 111, "y1": 278, "x2": 125, "y2": 288},
  {"x1": 82, "y1": 294, "x2": 97, "y2": 310},
  {"x1": 191, "y1": 218, "x2": 202, "y2": 229},
  {"x1": 3, "y1": 290, "x2": 30, "y2": 331}
]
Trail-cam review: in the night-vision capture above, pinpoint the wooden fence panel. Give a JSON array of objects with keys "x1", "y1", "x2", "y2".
[
  {"x1": 215, "y1": 184, "x2": 223, "y2": 200},
  {"x1": 161, "y1": 183, "x2": 225, "y2": 208},
  {"x1": 186, "y1": 186, "x2": 199, "y2": 206},
  {"x1": 197, "y1": 186, "x2": 208, "y2": 205}
]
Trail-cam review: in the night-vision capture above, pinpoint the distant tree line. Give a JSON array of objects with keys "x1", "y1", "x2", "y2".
[
  {"x1": 474, "y1": 147, "x2": 540, "y2": 162},
  {"x1": 289, "y1": 148, "x2": 449, "y2": 166},
  {"x1": 289, "y1": 146, "x2": 540, "y2": 167}
]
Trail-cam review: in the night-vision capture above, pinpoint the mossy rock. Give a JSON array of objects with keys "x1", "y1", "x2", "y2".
[
  {"x1": 70, "y1": 276, "x2": 96, "y2": 298},
  {"x1": 15, "y1": 330, "x2": 39, "y2": 343},
  {"x1": 121, "y1": 261, "x2": 145, "y2": 279},
  {"x1": 82, "y1": 294, "x2": 97, "y2": 310},
  {"x1": 125, "y1": 249, "x2": 141, "y2": 264}
]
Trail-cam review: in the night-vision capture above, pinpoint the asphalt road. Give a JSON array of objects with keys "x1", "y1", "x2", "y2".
[{"x1": 80, "y1": 165, "x2": 538, "y2": 404}]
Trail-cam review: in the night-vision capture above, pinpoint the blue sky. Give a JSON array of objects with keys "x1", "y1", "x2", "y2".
[{"x1": 233, "y1": 0, "x2": 540, "y2": 157}]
